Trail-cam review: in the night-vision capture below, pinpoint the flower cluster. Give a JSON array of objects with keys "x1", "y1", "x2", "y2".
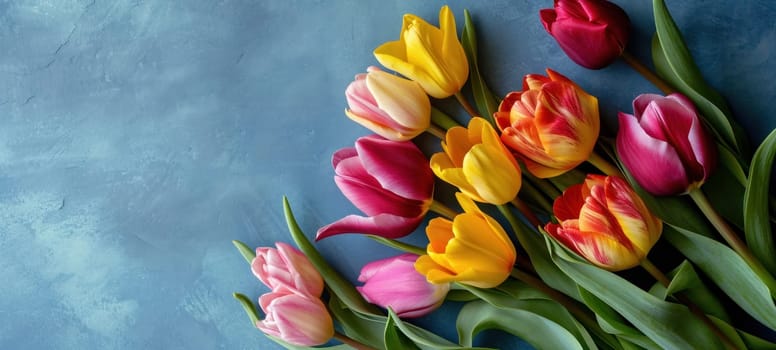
[{"x1": 234, "y1": 1, "x2": 776, "y2": 349}]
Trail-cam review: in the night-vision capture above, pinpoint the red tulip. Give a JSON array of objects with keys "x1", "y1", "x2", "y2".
[
  {"x1": 540, "y1": 0, "x2": 630, "y2": 69},
  {"x1": 616, "y1": 93, "x2": 717, "y2": 196},
  {"x1": 316, "y1": 135, "x2": 434, "y2": 240}
]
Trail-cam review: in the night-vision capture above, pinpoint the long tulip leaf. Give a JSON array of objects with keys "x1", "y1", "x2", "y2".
[
  {"x1": 386, "y1": 308, "x2": 487, "y2": 350},
  {"x1": 232, "y1": 240, "x2": 256, "y2": 264},
  {"x1": 549, "y1": 237, "x2": 726, "y2": 350},
  {"x1": 663, "y1": 225, "x2": 776, "y2": 330},
  {"x1": 328, "y1": 296, "x2": 387, "y2": 349},
  {"x1": 456, "y1": 300, "x2": 584, "y2": 350},
  {"x1": 461, "y1": 9, "x2": 499, "y2": 124},
  {"x1": 232, "y1": 292, "x2": 262, "y2": 327},
  {"x1": 744, "y1": 129, "x2": 776, "y2": 273},
  {"x1": 646, "y1": 261, "x2": 729, "y2": 322},
  {"x1": 577, "y1": 289, "x2": 661, "y2": 350},
  {"x1": 384, "y1": 311, "x2": 421, "y2": 350},
  {"x1": 282, "y1": 197, "x2": 381, "y2": 315},
  {"x1": 651, "y1": 0, "x2": 749, "y2": 157}
]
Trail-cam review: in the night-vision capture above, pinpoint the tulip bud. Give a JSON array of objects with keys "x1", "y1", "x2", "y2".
[
  {"x1": 495, "y1": 69, "x2": 600, "y2": 178},
  {"x1": 431, "y1": 117, "x2": 522, "y2": 205},
  {"x1": 616, "y1": 93, "x2": 717, "y2": 196},
  {"x1": 374, "y1": 6, "x2": 469, "y2": 98},
  {"x1": 256, "y1": 290, "x2": 334, "y2": 346},
  {"x1": 357, "y1": 253, "x2": 450, "y2": 318},
  {"x1": 345, "y1": 66, "x2": 431, "y2": 141},
  {"x1": 540, "y1": 0, "x2": 630, "y2": 69},
  {"x1": 252, "y1": 242, "x2": 324, "y2": 297},
  {"x1": 545, "y1": 175, "x2": 662, "y2": 271},
  {"x1": 317, "y1": 135, "x2": 434, "y2": 240},
  {"x1": 415, "y1": 193, "x2": 517, "y2": 288}
]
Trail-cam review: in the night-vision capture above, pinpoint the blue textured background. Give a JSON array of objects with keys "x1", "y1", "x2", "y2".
[{"x1": 1, "y1": 1, "x2": 774, "y2": 349}]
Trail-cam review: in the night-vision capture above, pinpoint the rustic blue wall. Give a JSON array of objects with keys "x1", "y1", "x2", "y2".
[{"x1": 0, "y1": 1, "x2": 773, "y2": 348}]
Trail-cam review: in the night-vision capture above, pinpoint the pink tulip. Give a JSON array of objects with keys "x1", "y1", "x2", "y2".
[
  {"x1": 251, "y1": 242, "x2": 324, "y2": 297},
  {"x1": 256, "y1": 290, "x2": 334, "y2": 346},
  {"x1": 616, "y1": 93, "x2": 717, "y2": 196},
  {"x1": 345, "y1": 66, "x2": 431, "y2": 141},
  {"x1": 356, "y1": 254, "x2": 449, "y2": 318},
  {"x1": 316, "y1": 135, "x2": 434, "y2": 240},
  {"x1": 540, "y1": 0, "x2": 630, "y2": 69}
]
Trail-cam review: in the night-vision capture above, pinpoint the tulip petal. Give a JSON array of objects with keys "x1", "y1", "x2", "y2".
[
  {"x1": 617, "y1": 112, "x2": 690, "y2": 195},
  {"x1": 462, "y1": 143, "x2": 521, "y2": 205},
  {"x1": 443, "y1": 126, "x2": 475, "y2": 166},
  {"x1": 334, "y1": 156, "x2": 425, "y2": 217},
  {"x1": 604, "y1": 177, "x2": 662, "y2": 256},
  {"x1": 345, "y1": 109, "x2": 414, "y2": 141},
  {"x1": 552, "y1": 182, "x2": 586, "y2": 221},
  {"x1": 438, "y1": 5, "x2": 468, "y2": 90},
  {"x1": 316, "y1": 213, "x2": 423, "y2": 240},
  {"x1": 430, "y1": 153, "x2": 485, "y2": 202},
  {"x1": 356, "y1": 136, "x2": 434, "y2": 201},
  {"x1": 332, "y1": 147, "x2": 358, "y2": 169},
  {"x1": 257, "y1": 292, "x2": 333, "y2": 347},
  {"x1": 366, "y1": 70, "x2": 430, "y2": 131}
]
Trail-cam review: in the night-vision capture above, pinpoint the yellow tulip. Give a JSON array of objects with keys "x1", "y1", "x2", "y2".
[
  {"x1": 415, "y1": 193, "x2": 517, "y2": 288},
  {"x1": 430, "y1": 117, "x2": 521, "y2": 205},
  {"x1": 373, "y1": 5, "x2": 469, "y2": 99}
]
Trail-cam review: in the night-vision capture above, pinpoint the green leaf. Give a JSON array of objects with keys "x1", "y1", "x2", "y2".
[
  {"x1": 385, "y1": 310, "x2": 421, "y2": 350},
  {"x1": 744, "y1": 128, "x2": 776, "y2": 273},
  {"x1": 646, "y1": 261, "x2": 730, "y2": 322},
  {"x1": 282, "y1": 197, "x2": 381, "y2": 315},
  {"x1": 431, "y1": 106, "x2": 462, "y2": 130},
  {"x1": 265, "y1": 335, "x2": 353, "y2": 350},
  {"x1": 232, "y1": 240, "x2": 256, "y2": 264},
  {"x1": 456, "y1": 300, "x2": 584, "y2": 350},
  {"x1": 651, "y1": 0, "x2": 750, "y2": 157},
  {"x1": 386, "y1": 308, "x2": 482, "y2": 350},
  {"x1": 232, "y1": 292, "x2": 261, "y2": 327},
  {"x1": 703, "y1": 164, "x2": 746, "y2": 230},
  {"x1": 461, "y1": 9, "x2": 499, "y2": 124},
  {"x1": 549, "y1": 238, "x2": 727, "y2": 350},
  {"x1": 663, "y1": 225, "x2": 776, "y2": 330},
  {"x1": 366, "y1": 235, "x2": 426, "y2": 256},
  {"x1": 577, "y1": 289, "x2": 661, "y2": 350},
  {"x1": 328, "y1": 295, "x2": 387, "y2": 349}
]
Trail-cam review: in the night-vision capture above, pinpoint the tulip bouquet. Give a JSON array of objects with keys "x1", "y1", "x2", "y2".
[{"x1": 233, "y1": 0, "x2": 776, "y2": 349}]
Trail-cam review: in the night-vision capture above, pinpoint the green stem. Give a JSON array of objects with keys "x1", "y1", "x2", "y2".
[
  {"x1": 367, "y1": 235, "x2": 426, "y2": 256},
  {"x1": 510, "y1": 269, "x2": 621, "y2": 350},
  {"x1": 587, "y1": 152, "x2": 624, "y2": 177},
  {"x1": 426, "y1": 123, "x2": 447, "y2": 139},
  {"x1": 510, "y1": 198, "x2": 542, "y2": 228},
  {"x1": 454, "y1": 92, "x2": 480, "y2": 119},
  {"x1": 333, "y1": 331, "x2": 380, "y2": 350},
  {"x1": 689, "y1": 189, "x2": 776, "y2": 294},
  {"x1": 429, "y1": 200, "x2": 458, "y2": 220},
  {"x1": 524, "y1": 171, "x2": 562, "y2": 199},
  {"x1": 621, "y1": 50, "x2": 676, "y2": 95},
  {"x1": 640, "y1": 259, "x2": 741, "y2": 350},
  {"x1": 430, "y1": 106, "x2": 461, "y2": 130}
]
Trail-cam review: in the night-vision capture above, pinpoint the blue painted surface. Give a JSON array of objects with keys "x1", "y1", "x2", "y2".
[{"x1": 0, "y1": 1, "x2": 774, "y2": 349}]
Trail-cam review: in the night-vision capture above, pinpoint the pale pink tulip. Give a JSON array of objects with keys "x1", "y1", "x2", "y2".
[
  {"x1": 317, "y1": 135, "x2": 434, "y2": 240},
  {"x1": 256, "y1": 290, "x2": 334, "y2": 346},
  {"x1": 357, "y1": 254, "x2": 449, "y2": 318},
  {"x1": 251, "y1": 242, "x2": 323, "y2": 297}
]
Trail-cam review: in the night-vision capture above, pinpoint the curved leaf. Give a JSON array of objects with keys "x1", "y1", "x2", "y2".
[
  {"x1": 647, "y1": 261, "x2": 729, "y2": 322},
  {"x1": 456, "y1": 300, "x2": 584, "y2": 350},
  {"x1": 233, "y1": 292, "x2": 262, "y2": 327},
  {"x1": 549, "y1": 237, "x2": 727, "y2": 350},
  {"x1": 283, "y1": 197, "x2": 381, "y2": 315},
  {"x1": 577, "y1": 289, "x2": 661, "y2": 350},
  {"x1": 232, "y1": 240, "x2": 256, "y2": 264},
  {"x1": 387, "y1": 308, "x2": 488, "y2": 350},
  {"x1": 385, "y1": 311, "x2": 421, "y2": 350},
  {"x1": 663, "y1": 225, "x2": 776, "y2": 330},
  {"x1": 328, "y1": 295, "x2": 387, "y2": 349},
  {"x1": 744, "y1": 129, "x2": 776, "y2": 273},
  {"x1": 461, "y1": 9, "x2": 499, "y2": 124},
  {"x1": 651, "y1": 0, "x2": 749, "y2": 157}
]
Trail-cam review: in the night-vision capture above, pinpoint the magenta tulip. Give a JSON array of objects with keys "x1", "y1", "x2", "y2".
[
  {"x1": 316, "y1": 135, "x2": 434, "y2": 240},
  {"x1": 256, "y1": 290, "x2": 334, "y2": 346},
  {"x1": 251, "y1": 242, "x2": 324, "y2": 297},
  {"x1": 616, "y1": 93, "x2": 717, "y2": 196},
  {"x1": 356, "y1": 254, "x2": 449, "y2": 318},
  {"x1": 540, "y1": 0, "x2": 630, "y2": 69}
]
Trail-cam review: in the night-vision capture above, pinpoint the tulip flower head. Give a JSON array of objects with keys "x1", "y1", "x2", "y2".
[
  {"x1": 495, "y1": 69, "x2": 600, "y2": 178},
  {"x1": 357, "y1": 253, "x2": 450, "y2": 318},
  {"x1": 540, "y1": 0, "x2": 631, "y2": 69},
  {"x1": 317, "y1": 135, "x2": 434, "y2": 240},
  {"x1": 374, "y1": 5, "x2": 469, "y2": 98},
  {"x1": 252, "y1": 242, "x2": 324, "y2": 297},
  {"x1": 345, "y1": 66, "x2": 431, "y2": 141},
  {"x1": 256, "y1": 290, "x2": 335, "y2": 346},
  {"x1": 415, "y1": 193, "x2": 517, "y2": 288},
  {"x1": 616, "y1": 93, "x2": 717, "y2": 196},
  {"x1": 545, "y1": 175, "x2": 662, "y2": 271},
  {"x1": 431, "y1": 117, "x2": 522, "y2": 205}
]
